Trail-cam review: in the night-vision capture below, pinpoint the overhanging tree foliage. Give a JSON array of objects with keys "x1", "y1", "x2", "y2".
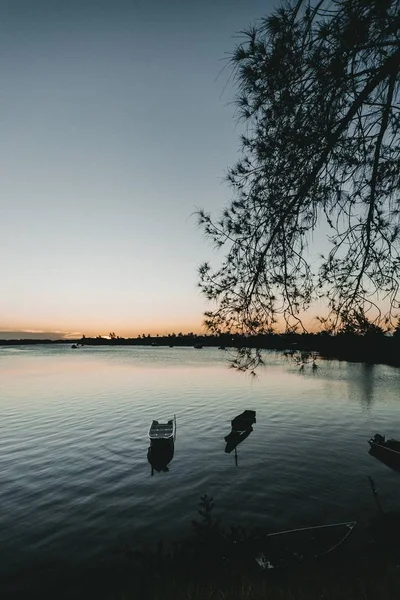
[{"x1": 198, "y1": 0, "x2": 400, "y2": 336}]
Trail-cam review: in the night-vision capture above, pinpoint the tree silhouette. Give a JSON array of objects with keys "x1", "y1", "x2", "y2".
[
  {"x1": 199, "y1": 0, "x2": 400, "y2": 339},
  {"x1": 337, "y1": 309, "x2": 385, "y2": 335},
  {"x1": 393, "y1": 320, "x2": 400, "y2": 337}
]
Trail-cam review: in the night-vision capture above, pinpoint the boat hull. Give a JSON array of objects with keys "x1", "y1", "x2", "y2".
[
  {"x1": 231, "y1": 410, "x2": 256, "y2": 430},
  {"x1": 368, "y1": 439, "x2": 400, "y2": 458},
  {"x1": 224, "y1": 410, "x2": 256, "y2": 457},
  {"x1": 368, "y1": 440, "x2": 400, "y2": 473},
  {"x1": 256, "y1": 521, "x2": 356, "y2": 569}
]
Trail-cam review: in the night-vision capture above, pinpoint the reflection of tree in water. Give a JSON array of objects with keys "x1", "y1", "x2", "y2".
[
  {"x1": 348, "y1": 363, "x2": 375, "y2": 410},
  {"x1": 283, "y1": 350, "x2": 318, "y2": 372},
  {"x1": 361, "y1": 364, "x2": 375, "y2": 408}
]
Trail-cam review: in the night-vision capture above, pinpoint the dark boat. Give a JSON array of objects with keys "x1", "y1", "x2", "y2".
[
  {"x1": 368, "y1": 433, "x2": 400, "y2": 458},
  {"x1": 224, "y1": 410, "x2": 256, "y2": 461},
  {"x1": 368, "y1": 434, "x2": 400, "y2": 472},
  {"x1": 194, "y1": 344, "x2": 203, "y2": 349},
  {"x1": 147, "y1": 417, "x2": 176, "y2": 474},
  {"x1": 231, "y1": 410, "x2": 256, "y2": 431},
  {"x1": 369, "y1": 447, "x2": 400, "y2": 474}
]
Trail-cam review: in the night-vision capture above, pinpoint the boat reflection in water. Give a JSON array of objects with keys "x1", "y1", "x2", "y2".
[
  {"x1": 147, "y1": 417, "x2": 176, "y2": 475},
  {"x1": 224, "y1": 410, "x2": 256, "y2": 466}
]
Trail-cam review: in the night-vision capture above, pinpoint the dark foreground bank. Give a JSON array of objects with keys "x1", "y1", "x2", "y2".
[
  {"x1": 8, "y1": 563, "x2": 400, "y2": 600},
  {"x1": 3, "y1": 496, "x2": 400, "y2": 599}
]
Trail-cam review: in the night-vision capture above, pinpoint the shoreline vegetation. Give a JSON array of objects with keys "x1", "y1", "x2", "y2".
[
  {"x1": 4, "y1": 495, "x2": 400, "y2": 598},
  {"x1": 2, "y1": 331, "x2": 400, "y2": 368},
  {"x1": 117, "y1": 494, "x2": 400, "y2": 600}
]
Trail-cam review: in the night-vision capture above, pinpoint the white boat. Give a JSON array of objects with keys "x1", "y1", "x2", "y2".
[
  {"x1": 147, "y1": 417, "x2": 176, "y2": 474},
  {"x1": 148, "y1": 417, "x2": 176, "y2": 441}
]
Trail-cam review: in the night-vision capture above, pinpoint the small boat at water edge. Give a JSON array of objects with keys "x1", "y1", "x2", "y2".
[
  {"x1": 368, "y1": 433, "x2": 400, "y2": 472},
  {"x1": 368, "y1": 433, "x2": 400, "y2": 458},
  {"x1": 255, "y1": 521, "x2": 357, "y2": 569},
  {"x1": 369, "y1": 446, "x2": 400, "y2": 474},
  {"x1": 194, "y1": 344, "x2": 203, "y2": 349}
]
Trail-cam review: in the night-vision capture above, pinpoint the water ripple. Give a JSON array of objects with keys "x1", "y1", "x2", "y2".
[{"x1": 1, "y1": 346, "x2": 400, "y2": 579}]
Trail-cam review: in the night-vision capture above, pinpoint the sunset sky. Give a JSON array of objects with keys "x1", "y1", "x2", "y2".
[{"x1": 1, "y1": 0, "x2": 277, "y2": 339}]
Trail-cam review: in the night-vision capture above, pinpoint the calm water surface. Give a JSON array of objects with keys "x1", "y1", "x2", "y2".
[{"x1": 1, "y1": 345, "x2": 400, "y2": 580}]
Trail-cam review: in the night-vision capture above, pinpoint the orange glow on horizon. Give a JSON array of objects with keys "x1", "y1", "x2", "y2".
[{"x1": 0, "y1": 314, "x2": 327, "y2": 339}]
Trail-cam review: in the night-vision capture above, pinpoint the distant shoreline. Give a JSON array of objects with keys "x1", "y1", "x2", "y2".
[{"x1": 1, "y1": 332, "x2": 400, "y2": 368}]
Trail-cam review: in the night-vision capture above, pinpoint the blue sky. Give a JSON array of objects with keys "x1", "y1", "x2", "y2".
[{"x1": 0, "y1": 0, "x2": 276, "y2": 339}]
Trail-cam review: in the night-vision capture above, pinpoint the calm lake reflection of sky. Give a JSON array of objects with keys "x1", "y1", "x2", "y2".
[{"x1": 1, "y1": 345, "x2": 400, "y2": 579}]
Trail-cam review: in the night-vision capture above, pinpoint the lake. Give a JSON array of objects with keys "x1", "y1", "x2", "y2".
[{"x1": 1, "y1": 345, "x2": 400, "y2": 586}]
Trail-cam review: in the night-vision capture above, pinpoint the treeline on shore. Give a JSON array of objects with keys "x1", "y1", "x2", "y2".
[{"x1": 1, "y1": 330, "x2": 400, "y2": 367}]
